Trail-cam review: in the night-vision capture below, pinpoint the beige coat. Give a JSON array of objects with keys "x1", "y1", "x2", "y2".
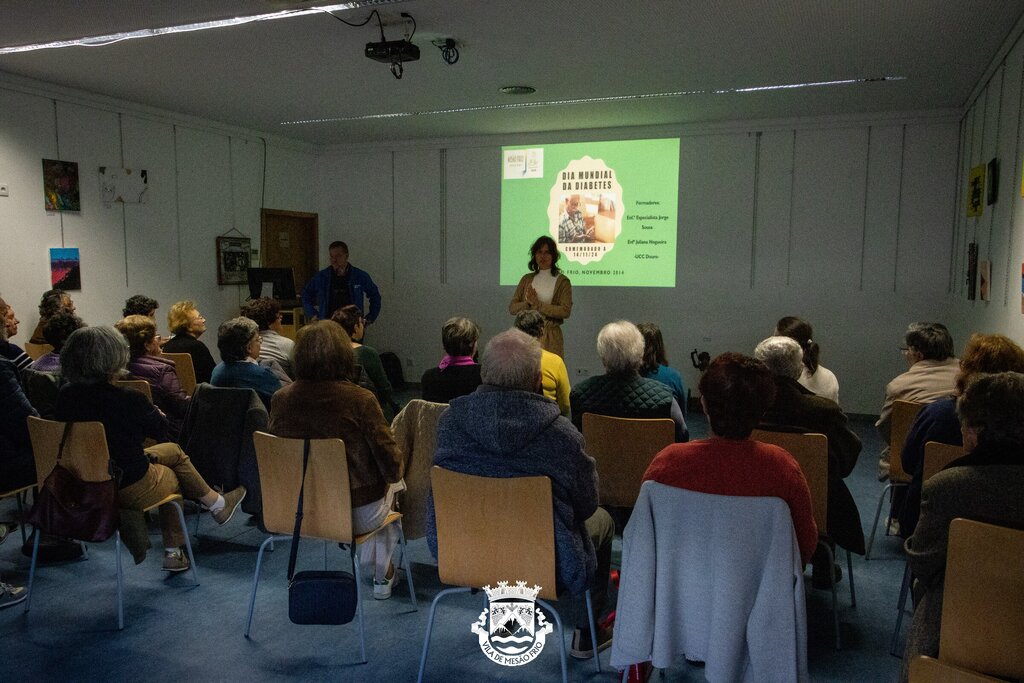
[
  {"x1": 875, "y1": 357, "x2": 959, "y2": 478},
  {"x1": 390, "y1": 399, "x2": 448, "y2": 540},
  {"x1": 508, "y1": 272, "x2": 573, "y2": 358}
]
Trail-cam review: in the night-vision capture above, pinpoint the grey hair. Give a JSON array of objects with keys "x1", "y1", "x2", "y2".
[
  {"x1": 217, "y1": 316, "x2": 260, "y2": 362},
  {"x1": 597, "y1": 320, "x2": 644, "y2": 374},
  {"x1": 0, "y1": 296, "x2": 8, "y2": 342},
  {"x1": 441, "y1": 316, "x2": 480, "y2": 357},
  {"x1": 481, "y1": 329, "x2": 542, "y2": 391},
  {"x1": 957, "y1": 371, "x2": 1024, "y2": 447},
  {"x1": 61, "y1": 326, "x2": 130, "y2": 384},
  {"x1": 754, "y1": 336, "x2": 804, "y2": 380},
  {"x1": 513, "y1": 310, "x2": 546, "y2": 339},
  {"x1": 905, "y1": 322, "x2": 954, "y2": 361}
]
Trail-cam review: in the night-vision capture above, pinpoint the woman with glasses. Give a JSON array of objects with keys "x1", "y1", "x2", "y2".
[{"x1": 210, "y1": 317, "x2": 282, "y2": 408}]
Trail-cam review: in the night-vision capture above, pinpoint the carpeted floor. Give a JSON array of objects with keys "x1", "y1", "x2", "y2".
[{"x1": 0, "y1": 394, "x2": 911, "y2": 682}]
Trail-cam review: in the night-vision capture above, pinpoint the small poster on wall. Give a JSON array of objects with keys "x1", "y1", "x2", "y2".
[
  {"x1": 979, "y1": 260, "x2": 991, "y2": 301},
  {"x1": 50, "y1": 247, "x2": 82, "y2": 290},
  {"x1": 42, "y1": 159, "x2": 81, "y2": 212},
  {"x1": 99, "y1": 166, "x2": 148, "y2": 204},
  {"x1": 216, "y1": 235, "x2": 251, "y2": 286}
]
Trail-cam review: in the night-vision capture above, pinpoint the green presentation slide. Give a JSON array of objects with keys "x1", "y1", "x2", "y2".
[{"x1": 500, "y1": 138, "x2": 680, "y2": 287}]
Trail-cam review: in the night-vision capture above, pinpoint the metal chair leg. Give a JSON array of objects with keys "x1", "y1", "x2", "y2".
[
  {"x1": 847, "y1": 548, "x2": 856, "y2": 607},
  {"x1": 244, "y1": 535, "x2": 287, "y2": 638},
  {"x1": 350, "y1": 544, "x2": 367, "y2": 664},
  {"x1": 115, "y1": 531, "x2": 124, "y2": 630},
  {"x1": 584, "y1": 589, "x2": 601, "y2": 672},
  {"x1": 24, "y1": 528, "x2": 41, "y2": 613},
  {"x1": 417, "y1": 587, "x2": 473, "y2": 683},
  {"x1": 16, "y1": 492, "x2": 27, "y2": 545},
  {"x1": 865, "y1": 482, "x2": 894, "y2": 560},
  {"x1": 890, "y1": 562, "x2": 912, "y2": 656},
  {"x1": 825, "y1": 544, "x2": 841, "y2": 650},
  {"x1": 397, "y1": 525, "x2": 417, "y2": 610},
  {"x1": 170, "y1": 501, "x2": 199, "y2": 585},
  {"x1": 537, "y1": 597, "x2": 568, "y2": 683}
]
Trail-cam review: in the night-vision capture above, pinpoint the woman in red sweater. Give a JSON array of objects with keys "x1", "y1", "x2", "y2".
[{"x1": 643, "y1": 352, "x2": 818, "y2": 564}]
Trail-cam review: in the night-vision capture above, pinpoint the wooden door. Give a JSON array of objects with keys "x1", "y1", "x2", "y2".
[{"x1": 260, "y1": 209, "x2": 319, "y2": 301}]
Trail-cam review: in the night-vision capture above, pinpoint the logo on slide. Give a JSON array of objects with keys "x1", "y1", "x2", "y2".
[
  {"x1": 550, "y1": 156, "x2": 623, "y2": 265},
  {"x1": 471, "y1": 580, "x2": 553, "y2": 667},
  {"x1": 503, "y1": 148, "x2": 544, "y2": 179}
]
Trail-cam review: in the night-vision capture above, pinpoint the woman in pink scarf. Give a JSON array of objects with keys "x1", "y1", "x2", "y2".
[{"x1": 420, "y1": 316, "x2": 481, "y2": 403}]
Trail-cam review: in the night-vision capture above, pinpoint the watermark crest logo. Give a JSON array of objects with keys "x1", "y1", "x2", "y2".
[{"x1": 471, "y1": 580, "x2": 553, "y2": 667}]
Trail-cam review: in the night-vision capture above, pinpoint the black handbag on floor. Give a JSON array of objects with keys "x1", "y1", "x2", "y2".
[{"x1": 287, "y1": 438, "x2": 357, "y2": 625}]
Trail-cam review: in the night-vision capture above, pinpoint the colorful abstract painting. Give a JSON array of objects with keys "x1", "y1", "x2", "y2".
[
  {"x1": 50, "y1": 247, "x2": 82, "y2": 290},
  {"x1": 42, "y1": 159, "x2": 81, "y2": 211}
]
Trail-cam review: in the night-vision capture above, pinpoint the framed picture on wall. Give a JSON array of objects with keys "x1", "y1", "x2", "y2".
[{"x1": 216, "y1": 235, "x2": 251, "y2": 285}]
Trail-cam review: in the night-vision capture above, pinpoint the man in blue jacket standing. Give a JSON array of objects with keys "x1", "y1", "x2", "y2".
[{"x1": 301, "y1": 241, "x2": 381, "y2": 324}]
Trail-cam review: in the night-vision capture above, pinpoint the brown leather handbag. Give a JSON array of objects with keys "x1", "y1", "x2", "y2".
[{"x1": 26, "y1": 423, "x2": 119, "y2": 542}]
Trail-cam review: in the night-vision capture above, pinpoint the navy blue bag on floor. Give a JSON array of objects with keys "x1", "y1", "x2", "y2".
[{"x1": 287, "y1": 439, "x2": 357, "y2": 625}]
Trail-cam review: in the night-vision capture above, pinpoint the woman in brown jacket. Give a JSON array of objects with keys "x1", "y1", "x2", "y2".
[
  {"x1": 508, "y1": 235, "x2": 573, "y2": 358},
  {"x1": 269, "y1": 321, "x2": 406, "y2": 599}
]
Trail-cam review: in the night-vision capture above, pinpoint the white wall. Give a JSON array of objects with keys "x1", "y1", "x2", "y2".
[
  {"x1": 319, "y1": 114, "x2": 961, "y2": 414},
  {"x1": 0, "y1": 77, "x2": 319, "y2": 362},
  {"x1": 949, "y1": 30, "x2": 1024, "y2": 343}
]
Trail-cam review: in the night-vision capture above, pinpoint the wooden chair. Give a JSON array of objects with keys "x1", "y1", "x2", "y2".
[
  {"x1": 160, "y1": 352, "x2": 197, "y2": 397},
  {"x1": 890, "y1": 441, "x2": 965, "y2": 655},
  {"x1": 937, "y1": 518, "x2": 1024, "y2": 679},
  {"x1": 582, "y1": 414, "x2": 675, "y2": 507},
  {"x1": 244, "y1": 432, "x2": 416, "y2": 662},
  {"x1": 418, "y1": 466, "x2": 603, "y2": 683},
  {"x1": 23, "y1": 417, "x2": 198, "y2": 630},
  {"x1": 114, "y1": 379, "x2": 153, "y2": 402},
  {"x1": 866, "y1": 400, "x2": 925, "y2": 559},
  {"x1": 23, "y1": 342, "x2": 53, "y2": 361},
  {"x1": 909, "y1": 656, "x2": 1004, "y2": 682},
  {"x1": 750, "y1": 429, "x2": 852, "y2": 650}
]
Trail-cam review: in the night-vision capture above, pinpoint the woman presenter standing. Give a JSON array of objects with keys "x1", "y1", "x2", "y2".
[{"x1": 508, "y1": 236, "x2": 573, "y2": 358}]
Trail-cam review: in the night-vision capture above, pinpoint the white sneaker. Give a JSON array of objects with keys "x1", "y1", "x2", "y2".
[
  {"x1": 0, "y1": 582, "x2": 27, "y2": 609},
  {"x1": 373, "y1": 569, "x2": 400, "y2": 600}
]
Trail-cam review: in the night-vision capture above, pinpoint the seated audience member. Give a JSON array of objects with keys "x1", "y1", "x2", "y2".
[
  {"x1": 876, "y1": 322, "x2": 959, "y2": 482},
  {"x1": 123, "y1": 294, "x2": 159, "y2": 319},
  {"x1": 775, "y1": 315, "x2": 839, "y2": 404},
  {"x1": 31, "y1": 310, "x2": 84, "y2": 373},
  {"x1": 162, "y1": 300, "x2": 216, "y2": 384},
  {"x1": 899, "y1": 333, "x2": 1024, "y2": 537},
  {"x1": 514, "y1": 310, "x2": 571, "y2": 416},
  {"x1": 570, "y1": 320, "x2": 687, "y2": 442},
  {"x1": 0, "y1": 356, "x2": 38, "y2": 494},
  {"x1": 638, "y1": 321, "x2": 688, "y2": 413},
  {"x1": 754, "y1": 336, "x2": 864, "y2": 583},
  {"x1": 55, "y1": 326, "x2": 245, "y2": 572},
  {"x1": 211, "y1": 317, "x2": 282, "y2": 407},
  {"x1": 0, "y1": 296, "x2": 32, "y2": 371},
  {"x1": 643, "y1": 352, "x2": 818, "y2": 564},
  {"x1": 116, "y1": 315, "x2": 189, "y2": 439},
  {"x1": 29, "y1": 288, "x2": 75, "y2": 345},
  {"x1": 425, "y1": 329, "x2": 615, "y2": 658},
  {"x1": 269, "y1": 321, "x2": 404, "y2": 598},
  {"x1": 332, "y1": 304, "x2": 399, "y2": 420},
  {"x1": 421, "y1": 316, "x2": 482, "y2": 403},
  {"x1": 900, "y1": 371, "x2": 1024, "y2": 682},
  {"x1": 241, "y1": 297, "x2": 295, "y2": 378}
]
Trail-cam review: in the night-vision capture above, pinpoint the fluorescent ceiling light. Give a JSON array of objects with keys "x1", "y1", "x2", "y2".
[
  {"x1": 281, "y1": 76, "x2": 906, "y2": 125},
  {"x1": 0, "y1": 1, "x2": 407, "y2": 54}
]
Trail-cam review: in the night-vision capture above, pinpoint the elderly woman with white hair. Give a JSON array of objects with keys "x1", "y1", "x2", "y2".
[
  {"x1": 54, "y1": 326, "x2": 246, "y2": 572},
  {"x1": 570, "y1": 320, "x2": 687, "y2": 441},
  {"x1": 753, "y1": 335, "x2": 864, "y2": 584}
]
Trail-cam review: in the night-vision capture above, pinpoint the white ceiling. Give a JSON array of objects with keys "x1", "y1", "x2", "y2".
[{"x1": 0, "y1": 1, "x2": 1021, "y2": 146}]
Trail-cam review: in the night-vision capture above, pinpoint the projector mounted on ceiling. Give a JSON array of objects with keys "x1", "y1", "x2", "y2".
[{"x1": 364, "y1": 39, "x2": 420, "y2": 65}]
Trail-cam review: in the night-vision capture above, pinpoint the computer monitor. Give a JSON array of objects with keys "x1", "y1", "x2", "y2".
[{"x1": 247, "y1": 267, "x2": 296, "y2": 301}]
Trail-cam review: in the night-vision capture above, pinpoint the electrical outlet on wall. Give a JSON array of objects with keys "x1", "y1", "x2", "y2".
[
  {"x1": 0, "y1": 183, "x2": 9, "y2": 197},
  {"x1": 575, "y1": 367, "x2": 590, "y2": 377}
]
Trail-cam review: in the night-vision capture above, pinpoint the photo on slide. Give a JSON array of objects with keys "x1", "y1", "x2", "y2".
[{"x1": 500, "y1": 138, "x2": 679, "y2": 287}]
